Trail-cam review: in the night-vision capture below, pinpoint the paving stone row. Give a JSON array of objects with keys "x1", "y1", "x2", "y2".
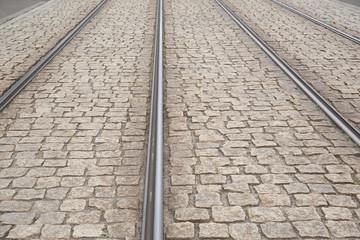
[
  {"x1": 164, "y1": 0, "x2": 360, "y2": 239},
  {"x1": 224, "y1": 0, "x2": 360, "y2": 130},
  {"x1": 0, "y1": 0, "x2": 155, "y2": 238},
  {"x1": 279, "y1": 0, "x2": 360, "y2": 36},
  {"x1": 0, "y1": 0, "x2": 102, "y2": 96}
]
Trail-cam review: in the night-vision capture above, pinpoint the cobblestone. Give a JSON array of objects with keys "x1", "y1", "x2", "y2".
[
  {"x1": 72, "y1": 224, "x2": 104, "y2": 238},
  {"x1": 174, "y1": 208, "x2": 210, "y2": 222},
  {"x1": 195, "y1": 192, "x2": 222, "y2": 207},
  {"x1": 66, "y1": 210, "x2": 101, "y2": 224},
  {"x1": 199, "y1": 223, "x2": 229, "y2": 238},
  {"x1": 248, "y1": 207, "x2": 286, "y2": 222},
  {"x1": 259, "y1": 194, "x2": 291, "y2": 206},
  {"x1": 293, "y1": 220, "x2": 330, "y2": 238},
  {"x1": 326, "y1": 220, "x2": 360, "y2": 238},
  {"x1": 260, "y1": 222, "x2": 297, "y2": 238},
  {"x1": 212, "y1": 206, "x2": 245, "y2": 222},
  {"x1": 166, "y1": 222, "x2": 194, "y2": 239},
  {"x1": 284, "y1": 183, "x2": 309, "y2": 194},
  {"x1": 228, "y1": 193, "x2": 259, "y2": 206},
  {"x1": 322, "y1": 207, "x2": 353, "y2": 220},
  {"x1": 7, "y1": 224, "x2": 42, "y2": 239},
  {"x1": 285, "y1": 207, "x2": 320, "y2": 221},
  {"x1": 325, "y1": 194, "x2": 357, "y2": 207},
  {"x1": 0, "y1": 200, "x2": 32, "y2": 211},
  {"x1": 229, "y1": 223, "x2": 261, "y2": 240},
  {"x1": 107, "y1": 222, "x2": 136, "y2": 238},
  {"x1": 294, "y1": 193, "x2": 328, "y2": 206},
  {"x1": 35, "y1": 212, "x2": 66, "y2": 224},
  {"x1": 0, "y1": 226, "x2": 11, "y2": 238},
  {"x1": 41, "y1": 224, "x2": 71, "y2": 239},
  {"x1": 0, "y1": 212, "x2": 35, "y2": 224}
]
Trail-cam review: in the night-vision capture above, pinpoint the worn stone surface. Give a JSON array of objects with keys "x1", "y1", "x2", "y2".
[
  {"x1": 195, "y1": 192, "x2": 222, "y2": 207},
  {"x1": 0, "y1": 212, "x2": 35, "y2": 226},
  {"x1": 72, "y1": 224, "x2": 104, "y2": 238},
  {"x1": 260, "y1": 222, "x2": 297, "y2": 238},
  {"x1": 199, "y1": 223, "x2": 229, "y2": 238},
  {"x1": 326, "y1": 220, "x2": 360, "y2": 238},
  {"x1": 66, "y1": 211, "x2": 101, "y2": 224},
  {"x1": 0, "y1": 225, "x2": 11, "y2": 238},
  {"x1": 322, "y1": 207, "x2": 353, "y2": 220},
  {"x1": 248, "y1": 207, "x2": 286, "y2": 222},
  {"x1": 229, "y1": 223, "x2": 261, "y2": 240},
  {"x1": 107, "y1": 222, "x2": 136, "y2": 238},
  {"x1": 228, "y1": 193, "x2": 259, "y2": 206},
  {"x1": 293, "y1": 220, "x2": 330, "y2": 238},
  {"x1": 166, "y1": 222, "x2": 194, "y2": 239},
  {"x1": 174, "y1": 208, "x2": 210, "y2": 222},
  {"x1": 325, "y1": 194, "x2": 357, "y2": 207},
  {"x1": 7, "y1": 224, "x2": 42, "y2": 239},
  {"x1": 259, "y1": 194, "x2": 291, "y2": 206},
  {"x1": 294, "y1": 193, "x2": 328, "y2": 206},
  {"x1": 285, "y1": 207, "x2": 320, "y2": 221},
  {"x1": 212, "y1": 206, "x2": 245, "y2": 222},
  {"x1": 41, "y1": 225, "x2": 71, "y2": 239},
  {"x1": 36, "y1": 212, "x2": 66, "y2": 224}
]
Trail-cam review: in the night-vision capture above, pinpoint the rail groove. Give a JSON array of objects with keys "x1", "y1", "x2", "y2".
[
  {"x1": 271, "y1": 0, "x2": 360, "y2": 44},
  {"x1": 0, "y1": 0, "x2": 108, "y2": 112},
  {"x1": 141, "y1": 0, "x2": 163, "y2": 238},
  {"x1": 216, "y1": 0, "x2": 360, "y2": 146}
]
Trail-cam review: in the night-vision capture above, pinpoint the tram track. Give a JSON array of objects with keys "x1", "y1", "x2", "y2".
[
  {"x1": 0, "y1": 0, "x2": 108, "y2": 112},
  {"x1": 270, "y1": 0, "x2": 360, "y2": 45},
  {"x1": 164, "y1": 0, "x2": 360, "y2": 238},
  {"x1": 216, "y1": 0, "x2": 360, "y2": 146},
  {"x1": 0, "y1": 0, "x2": 165, "y2": 237},
  {"x1": 0, "y1": 0, "x2": 155, "y2": 238},
  {"x1": 141, "y1": 0, "x2": 164, "y2": 238},
  {"x1": 0, "y1": 0, "x2": 358, "y2": 238}
]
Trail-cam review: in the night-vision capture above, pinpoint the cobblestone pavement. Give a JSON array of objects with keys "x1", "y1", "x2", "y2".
[
  {"x1": 224, "y1": 0, "x2": 360, "y2": 130},
  {"x1": 279, "y1": 0, "x2": 360, "y2": 36},
  {"x1": 164, "y1": 0, "x2": 360, "y2": 239},
  {"x1": 0, "y1": 0, "x2": 155, "y2": 238},
  {"x1": 0, "y1": 0, "x2": 102, "y2": 96},
  {"x1": 0, "y1": 0, "x2": 46, "y2": 20}
]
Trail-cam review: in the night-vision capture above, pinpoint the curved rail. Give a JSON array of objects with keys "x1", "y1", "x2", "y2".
[
  {"x1": 141, "y1": 0, "x2": 163, "y2": 238},
  {"x1": 0, "y1": 0, "x2": 108, "y2": 112},
  {"x1": 216, "y1": 0, "x2": 360, "y2": 146},
  {"x1": 271, "y1": 0, "x2": 360, "y2": 45}
]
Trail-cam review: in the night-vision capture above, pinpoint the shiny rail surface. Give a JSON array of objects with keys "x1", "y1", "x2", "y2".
[
  {"x1": 271, "y1": 0, "x2": 360, "y2": 44},
  {"x1": 0, "y1": 0, "x2": 108, "y2": 112},
  {"x1": 141, "y1": 0, "x2": 163, "y2": 238},
  {"x1": 216, "y1": 0, "x2": 360, "y2": 146}
]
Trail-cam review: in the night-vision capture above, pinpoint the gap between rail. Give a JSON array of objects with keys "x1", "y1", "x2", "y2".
[
  {"x1": 271, "y1": 0, "x2": 360, "y2": 44},
  {"x1": 141, "y1": 0, "x2": 163, "y2": 238},
  {"x1": 216, "y1": 0, "x2": 360, "y2": 146},
  {"x1": 0, "y1": 0, "x2": 108, "y2": 112}
]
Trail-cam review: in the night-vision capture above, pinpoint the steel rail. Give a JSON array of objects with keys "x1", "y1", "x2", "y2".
[
  {"x1": 271, "y1": 0, "x2": 360, "y2": 45},
  {"x1": 216, "y1": 0, "x2": 360, "y2": 146},
  {"x1": 141, "y1": 0, "x2": 163, "y2": 237},
  {"x1": 0, "y1": 0, "x2": 108, "y2": 112}
]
